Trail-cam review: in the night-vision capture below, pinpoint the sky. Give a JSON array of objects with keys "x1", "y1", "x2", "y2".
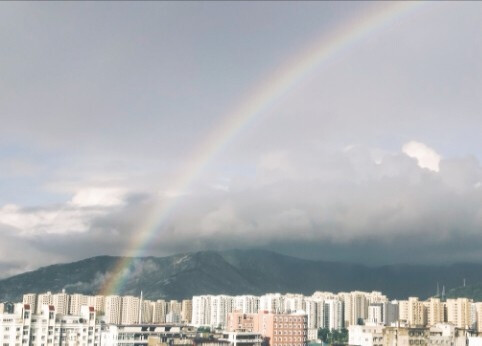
[{"x1": 0, "y1": 1, "x2": 481, "y2": 277}]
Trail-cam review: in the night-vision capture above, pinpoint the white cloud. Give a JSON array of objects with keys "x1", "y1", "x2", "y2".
[
  {"x1": 0, "y1": 204, "x2": 93, "y2": 235},
  {"x1": 70, "y1": 188, "x2": 126, "y2": 207},
  {"x1": 402, "y1": 141, "x2": 441, "y2": 172}
]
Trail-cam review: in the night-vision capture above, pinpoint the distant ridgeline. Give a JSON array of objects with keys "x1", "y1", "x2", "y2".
[{"x1": 0, "y1": 249, "x2": 482, "y2": 302}]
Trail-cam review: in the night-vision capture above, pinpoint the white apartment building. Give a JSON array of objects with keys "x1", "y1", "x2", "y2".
[
  {"x1": 100, "y1": 324, "x2": 192, "y2": 346},
  {"x1": 304, "y1": 299, "x2": 324, "y2": 330},
  {"x1": 210, "y1": 295, "x2": 235, "y2": 329},
  {"x1": 0, "y1": 303, "x2": 101, "y2": 346},
  {"x1": 234, "y1": 295, "x2": 260, "y2": 314},
  {"x1": 192, "y1": 295, "x2": 213, "y2": 327},
  {"x1": 283, "y1": 294, "x2": 305, "y2": 313},
  {"x1": 368, "y1": 304, "x2": 383, "y2": 325},
  {"x1": 219, "y1": 331, "x2": 263, "y2": 346},
  {"x1": 324, "y1": 299, "x2": 344, "y2": 331},
  {"x1": 259, "y1": 294, "x2": 284, "y2": 314},
  {"x1": 348, "y1": 324, "x2": 384, "y2": 346}
]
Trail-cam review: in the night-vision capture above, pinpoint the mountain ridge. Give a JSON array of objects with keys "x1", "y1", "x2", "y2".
[{"x1": 1, "y1": 249, "x2": 481, "y2": 302}]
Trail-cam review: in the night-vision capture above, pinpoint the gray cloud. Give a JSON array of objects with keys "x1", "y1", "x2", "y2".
[{"x1": 1, "y1": 145, "x2": 482, "y2": 275}]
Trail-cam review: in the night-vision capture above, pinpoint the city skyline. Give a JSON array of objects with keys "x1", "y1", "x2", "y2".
[{"x1": 1, "y1": 1, "x2": 482, "y2": 276}]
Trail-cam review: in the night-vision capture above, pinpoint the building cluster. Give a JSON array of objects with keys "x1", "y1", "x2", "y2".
[
  {"x1": 15, "y1": 290, "x2": 192, "y2": 325},
  {"x1": 191, "y1": 293, "x2": 482, "y2": 333},
  {"x1": 192, "y1": 291, "x2": 391, "y2": 330},
  {"x1": 0, "y1": 289, "x2": 481, "y2": 346},
  {"x1": 349, "y1": 323, "x2": 482, "y2": 346}
]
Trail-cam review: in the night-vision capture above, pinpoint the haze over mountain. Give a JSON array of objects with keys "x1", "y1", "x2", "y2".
[{"x1": 0, "y1": 250, "x2": 480, "y2": 302}]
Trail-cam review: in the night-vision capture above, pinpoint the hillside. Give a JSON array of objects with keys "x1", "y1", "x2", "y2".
[
  {"x1": 447, "y1": 283, "x2": 482, "y2": 301},
  {"x1": 0, "y1": 249, "x2": 482, "y2": 302}
]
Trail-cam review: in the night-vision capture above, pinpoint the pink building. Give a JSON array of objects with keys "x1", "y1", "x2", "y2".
[{"x1": 227, "y1": 311, "x2": 307, "y2": 346}]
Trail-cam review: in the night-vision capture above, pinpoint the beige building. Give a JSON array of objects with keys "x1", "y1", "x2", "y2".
[
  {"x1": 69, "y1": 293, "x2": 89, "y2": 315},
  {"x1": 384, "y1": 326, "x2": 429, "y2": 346},
  {"x1": 407, "y1": 297, "x2": 426, "y2": 326},
  {"x1": 52, "y1": 290, "x2": 70, "y2": 315},
  {"x1": 425, "y1": 298, "x2": 444, "y2": 326},
  {"x1": 37, "y1": 291, "x2": 53, "y2": 314},
  {"x1": 88, "y1": 295, "x2": 106, "y2": 314},
  {"x1": 22, "y1": 293, "x2": 37, "y2": 316},
  {"x1": 121, "y1": 295, "x2": 140, "y2": 325},
  {"x1": 476, "y1": 303, "x2": 482, "y2": 333},
  {"x1": 446, "y1": 298, "x2": 472, "y2": 329},
  {"x1": 182, "y1": 299, "x2": 193, "y2": 324},
  {"x1": 342, "y1": 291, "x2": 369, "y2": 326},
  {"x1": 105, "y1": 295, "x2": 122, "y2": 324},
  {"x1": 152, "y1": 299, "x2": 168, "y2": 323}
]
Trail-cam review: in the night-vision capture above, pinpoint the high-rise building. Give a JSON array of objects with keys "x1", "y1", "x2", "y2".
[
  {"x1": 181, "y1": 299, "x2": 193, "y2": 324},
  {"x1": 407, "y1": 297, "x2": 426, "y2": 326},
  {"x1": 426, "y1": 298, "x2": 444, "y2": 326},
  {"x1": 475, "y1": 302, "x2": 482, "y2": 333},
  {"x1": 88, "y1": 295, "x2": 106, "y2": 314},
  {"x1": 69, "y1": 293, "x2": 89, "y2": 315},
  {"x1": 324, "y1": 299, "x2": 344, "y2": 331},
  {"x1": 446, "y1": 298, "x2": 473, "y2": 329},
  {"x1": 0, "y1": 303, "x2": 101, "y2": 345},
  {"x1": 192, "y1": 295, "x2": 212, "y2": 326},
  {"x1": 121, "y1": 296, "x2": 140, "y2": 325},
  {"x1": 152, "y1": 300, "x2": 167, "y2": 323},
  {"x1": 37, "y1": 291, "x2": 53, "y2": 314},
  {"x1": 368, "y1": 304, "x2": 384, "y2": 325},
  {"x1": 104, "y1": 295, "x2": 122, "y2": 324},
  {"x1": 22, "y1": 293, "x2": 37, "y2": 316},
  {"x1": 52, "y1": 290, "x2": 69, "y2": 315}
]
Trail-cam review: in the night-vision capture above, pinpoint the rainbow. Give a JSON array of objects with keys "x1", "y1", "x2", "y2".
[{"x1": 99, "y1": 1, "x2": 423, "y2": 296}]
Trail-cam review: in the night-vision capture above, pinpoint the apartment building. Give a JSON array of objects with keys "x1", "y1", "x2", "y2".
[
  {"x1": 349, "y1": 325, "x2": 384, "y2": 346},
  {"x1": 37, "y1": 291, "x2": 53, "y2": 314},
  {"x1": 0, "y1": 303, "x2": 101, "y2": 346},
  {"x1": 100, "y1": 324, "x2": 195, "y2": 346},
  {"x1": 219, "y1": 331, "x2": 263, "y2": 346},
  {"x1": 446, "y1": 298, "x2": 473, "y2": 329},
  {"x1": 226, "y1": 311, "x2": 307, "y2": 346},
  {"x1": 52, "y1": 291, "x2": 69, "y2": 315},
  {"x1": 104, "y1": 295, "x2": 122, "y2": 324},
  {"x1": 182, "y1": 299, "x2": 193, "y2": 324}
]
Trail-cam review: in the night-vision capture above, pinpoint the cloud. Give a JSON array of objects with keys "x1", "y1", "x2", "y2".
[
  {"x1": 0, "y1": 144, "x2": 482, "y2": 273},
  {"x1": 402, "y1": 141, "x2": 441, "y2": 172},
  {"x1": 70, "y1": 188, "x2": 126, "y2": 207}
]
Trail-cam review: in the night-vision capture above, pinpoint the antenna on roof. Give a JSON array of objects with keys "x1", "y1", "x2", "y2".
[
  {"x1": 463, "y1": 278, "x2": 466, "y2": 287},
  {"x1": 436, "y1": 282, "x2": 440, "y2": 298},
  {"x1": 138, "y1": 291, "x2": 143, "y2": 324}
]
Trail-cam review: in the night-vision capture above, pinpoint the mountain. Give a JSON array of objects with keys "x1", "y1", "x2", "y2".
[
  {"x1": 1, "y1": 249, "x2": 482, "y2": 302},
  {"x1": 447, "y1": 283, "x2": 482, "y2": 301}
]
